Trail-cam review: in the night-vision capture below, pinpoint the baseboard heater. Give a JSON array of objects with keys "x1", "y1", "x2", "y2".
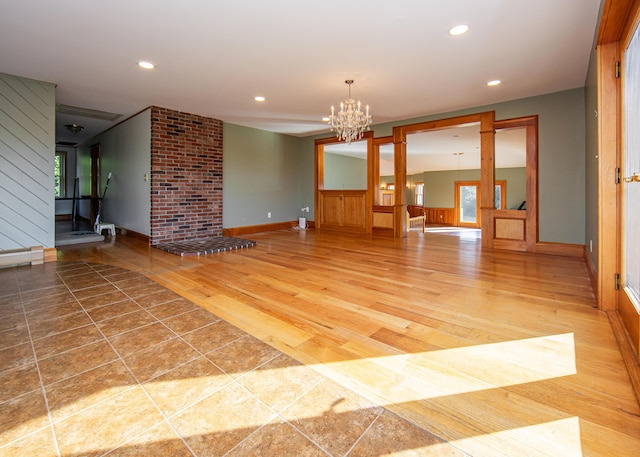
[{"x1": 0, "y1": 246, "x2": 44, "y2": 268}]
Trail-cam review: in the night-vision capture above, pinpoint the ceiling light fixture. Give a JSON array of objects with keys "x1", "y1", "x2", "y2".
[
  {"x1": 64, "y1": 123, "x2": 84, "y2": 134},
  {"x1": 254, "y1": 96, "x2": 266, "y2": 102},
  {"x1": 449, "y1": 24, "x2": 469, "y2": 36},
  {"x1": 327, "y1": 79, "x2": 372, "y2": 144},
  {"x1": 487, "y1": 79, "x2": 502, "y2": 86},
  {"x1": 137, "y1": 61, "x2": 155, "y2": 70}
]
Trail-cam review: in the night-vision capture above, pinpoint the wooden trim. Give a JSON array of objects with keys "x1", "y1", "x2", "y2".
[
  {"x1": 44, "y1": 247, "x2": 56, "y2": 263},
  {"x1": 55, "y1": 214, "x2": 73, "y2": 221},
  {"x1": 423, "y1": 207, "x2": 455, "y2": 225},
  {"x1": 599, "y1": 0, "x2": 635, "y2": 44},
  {"x1": 119, "y1": 228, "x2": 151, "y2": 244},
  {"x1": 534, "y1": 242, "x2": 585, "y2": 258},
  {"x1": 607, "y1": 310, "x2": 640, "y2": 404},
  {"x1": 584, "y1": 247, "x2": 599, "y2": 300},
  {"x1": 223, "y1": 220, "x2": 300, "y2": 237},
  {"x1": 598, "y1": 41, "x2": 621, "y2": 312}
]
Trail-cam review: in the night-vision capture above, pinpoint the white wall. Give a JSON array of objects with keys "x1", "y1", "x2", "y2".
[{"x1": 0, "y1": 73, "x2": 56, "y2": 249}]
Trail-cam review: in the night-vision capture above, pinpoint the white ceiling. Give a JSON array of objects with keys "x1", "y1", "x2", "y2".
[{"x1": 0, "y1": 0, "x2": 601, "y2": 147}]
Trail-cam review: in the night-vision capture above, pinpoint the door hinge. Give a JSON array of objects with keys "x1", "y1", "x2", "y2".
[
  {"x1": 615, "y1": 273, "x2": 621, "y2": 290},
  {"x1": 616, "y1": 167, "x2": 621, "y2": 184},
  {"x1": 616, "y1": 61, "x2": 621, "y2": 78}
]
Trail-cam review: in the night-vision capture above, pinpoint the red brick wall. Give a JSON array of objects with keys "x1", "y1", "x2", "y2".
[{"x1": 150, "y1": 106, "x2": 223, "y2": 245}]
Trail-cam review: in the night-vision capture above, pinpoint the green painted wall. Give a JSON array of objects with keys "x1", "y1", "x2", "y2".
[
  {"x1": 324, "y1": 153, "x2": 367, "y2": 189},
  {"x1": 223, "y1": 123, "x2": 303, "y2": 227}
]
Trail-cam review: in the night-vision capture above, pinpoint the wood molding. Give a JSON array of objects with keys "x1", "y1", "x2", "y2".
[
  {"x1": 584, "y1": 247, "x2": 599, "y2": 300},
  {"x1": 534, "y1": 241, "x2": 585, "y2": 258},
  {"x1": 55, "y1": 214, "x2": 73, "y2": 221},
  {"x1": 44, "y1": 247, "x2": 57, "y2": 263},
  {"x1": 607, "y1": 310, "x2": 640, "y2": 405},
  {"x1": 223, "y1": 220, "x2": 300, "y2": 237},
  {"x1": 119, "y1": 228, "x2": 151, "y2": 244}
]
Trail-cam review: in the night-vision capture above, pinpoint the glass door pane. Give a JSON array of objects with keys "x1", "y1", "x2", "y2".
[
  {"x1": 459, "y1": 185, "x2": 477, "y2": 224},
  {"x1": 623, "y1": 21, "x2": 640, "y2": 311}
]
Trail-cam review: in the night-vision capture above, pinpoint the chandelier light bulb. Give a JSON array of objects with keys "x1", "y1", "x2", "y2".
[{"x1": 327, "y1": 80, "x2": 372, "y2": 143}]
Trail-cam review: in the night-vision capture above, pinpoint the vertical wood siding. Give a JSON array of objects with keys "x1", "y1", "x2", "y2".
[{"x1": 0, "y1": 73, "x2": 56, "y2": 249}]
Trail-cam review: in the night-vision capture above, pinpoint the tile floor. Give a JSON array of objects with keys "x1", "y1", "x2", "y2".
[{"x1": 0, "y1": 261, "x2": 464, "y2": 456}]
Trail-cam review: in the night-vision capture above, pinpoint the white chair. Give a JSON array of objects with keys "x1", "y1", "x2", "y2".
[{"x1": 95, "y1": 222, "x2": 116, "y2": 238}]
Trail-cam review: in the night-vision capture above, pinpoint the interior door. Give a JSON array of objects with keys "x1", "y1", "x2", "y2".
[{"x1": 619, "y1": 19, "x2": 640, "y2": 354}]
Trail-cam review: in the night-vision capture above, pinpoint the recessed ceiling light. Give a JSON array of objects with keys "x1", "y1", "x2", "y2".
[
  {"x1": 487, "y1": 80, "x2": 502, "y2": 86},
  {"x1": 254, "y1": 96, "x2": 266, "y2": 102},
  {"x1": 137, "y1": 61, "x2": 155, "y2": 70},
  {"x1": 449, "y1": 24, "x2": 469, "y2": 36}
]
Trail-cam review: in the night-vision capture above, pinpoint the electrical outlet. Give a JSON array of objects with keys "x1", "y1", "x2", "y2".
[{"x1": 267, "y1": 212, "x2": 271, "y2": 219}]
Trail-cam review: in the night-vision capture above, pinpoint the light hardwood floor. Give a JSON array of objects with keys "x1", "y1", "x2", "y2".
[{"x1": 57, "y1": 228, "x2": 640, "y2": 457}]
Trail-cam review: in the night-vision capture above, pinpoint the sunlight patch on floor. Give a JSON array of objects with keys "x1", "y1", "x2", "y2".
[{"x1": 451, "y1": 417, "x2": 583, "y2": 457}]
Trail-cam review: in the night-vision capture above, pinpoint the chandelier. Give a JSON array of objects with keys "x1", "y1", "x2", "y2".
[{"x1": 328, "y1": 79, "x2": 372, "y2": 143}]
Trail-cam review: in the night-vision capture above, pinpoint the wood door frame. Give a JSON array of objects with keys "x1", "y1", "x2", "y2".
[
  {"x1": 455, "y1": 180, "x2": 507, "y2": 228},
  {"x1": 455, "y1": 181, "x2": 481, "y2": 228},
  {"x1": 314, "y1": 132, "x2": 374, "y2": 234}
]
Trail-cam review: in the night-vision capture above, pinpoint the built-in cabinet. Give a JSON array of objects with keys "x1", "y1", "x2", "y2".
[{"x1": 317, "y1": 190, "x2": 367, "y2": 233}]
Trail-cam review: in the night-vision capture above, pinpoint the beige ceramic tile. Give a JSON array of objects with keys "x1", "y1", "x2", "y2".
[
  {"x1": 22, "y1": 291, "x2": 76, "y2": 312},
  {"x1": 0, "y1": 342, "x2": 34, "y2": 372},
  {"x1": 53, "y1": 386, "x2": 165, "y2": 456},
  {"x1": 280, "y1": 379, "x2": 383, "y2": 456},
  {"x1": 237, "y1": 353, "x2": 324, "y2": 412},
  {"x1": 180, "y1": 320, "x2": 246, "y2": 355},
  {"x1": 161, "y1": 308, "x2": 220, "y2": 335},
  {"x1": 349, "y1": 410, "x2": 465, "y2": 456},
  {"x1": 28, "y1": 312, "x2": 94, "y2": 340},
  {"x1": 116, "y1": 281, "x2": 163, "y2": 299},
  {"x1": 0, "y1": 312, "x2": 27, "y2": 333},
  {"x1": 143, "y1": 356, "x2": 232, "y2": 417},
  {"x1": 85, "y1": 300, "x2": 143, "y2": 322},
  {"x1": 123, "y1": 338, "x2": 200, "y2": 382},
  {"x1": 96, "y1": 309, "x2": 158, "y2": 337},
  {"x1": 0, "y1": 363, "x2": 42, "y2": 403},
  {"x1": 77, "y1": 290, "x2": 131, "y2": 310},
  {"x1": 108, "y1": 322, "x2": 177, "y2": 358},
  {"x1": 20, "y1": 285, "x2": 67, "y2": 302},
  {"x1": 170, "y1": 382, "x2": 275, "y2": 456},
  {"x1": 134, "y1": 290, "x2": 183, "y2": 308},
  {"x1": 72, "y1": 284, "x2": 120, "y2": 301},
  {"x1": 25, "y1": 301, "x2": 84, "y2": 324},
  {"x1": 227, "y1": 419, "x2": 327, "y2": 457},
  {"x1": 46, "y1": 360, "x2": 137, "y2": 423},
  {"x1": 0, "y1": 427, "x2": 58, "y2": 457},
  {"x1": 103, "y1": 421, "x2": 193, "y2": 456},
  {"x1": 63, "y1": 272, "x2": 109, "y2": 290},
  {"x1": 206, "y1": 335, "x2": 281, "y2": 377},
  {"x1": 0, "y1": 390, "x2": 50, "y2": 447},
  {"x1": 0, "y1": 300, "x2": 23, "y2": 318},
  {"x1": 0, "y1": 325, "x2": 30, "y2": 351},
  {"x1": 37, "y1": 339, "x2": 118, "y2": 386},
  {"x1": 32, "y1": 325, "x2": 104, "y2": 360},
  {"x1": 146, "y1": 298, "x2": 198, "y2": 320}
]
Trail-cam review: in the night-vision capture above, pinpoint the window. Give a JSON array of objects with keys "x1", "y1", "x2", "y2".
[
  {"x1": 415, "y1": 182, "x2": 424, "y2": 206},
  {"x1": 55, "y1": 151, "x2": 66, "y2": 198}
]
